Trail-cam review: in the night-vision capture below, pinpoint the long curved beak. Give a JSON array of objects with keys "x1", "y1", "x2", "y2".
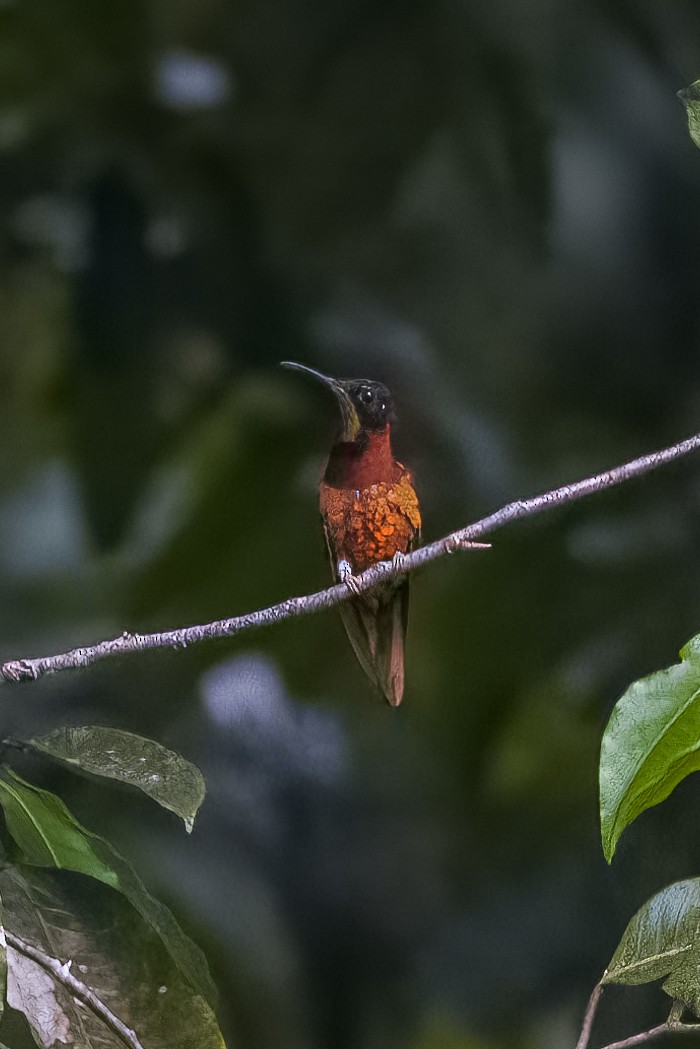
[{"x1": 281, "y1": 361, "x2": 360, "y2": 440}]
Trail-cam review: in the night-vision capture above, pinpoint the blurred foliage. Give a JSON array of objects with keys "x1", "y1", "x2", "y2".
[
  {"x1": 0, "y1": 727, "x2": 220, "y2": 1045},
  {"x1": 0, "y1": 865, "x2": 224, "y2": 1048},
  {"x1": 0, "y1": 767, "x2": 215, "y2": 1003},
  {"x1": 0, "y1": 739, "x2": 220, "y2": 1045},
  {"x1": 2, "y1": 0, "x2": 700, "y2": 1046}
]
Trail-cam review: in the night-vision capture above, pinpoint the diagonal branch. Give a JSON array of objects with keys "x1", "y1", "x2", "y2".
[
  {"x1": 2, "y1": 430, "x2": 700, "y2": 686},
  {"x1": 588, "y1": 1016, "x2": 700, "y2": 1049},
  {"x1": 5, "y1": 929, "x2": 145, "y2": 1049},
  {"x1": 594, "y1": 1021, "x2": 700, "y2": 1049}
]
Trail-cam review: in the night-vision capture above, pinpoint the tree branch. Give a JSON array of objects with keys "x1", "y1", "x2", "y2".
[
  {"x1": 5, "y1": 929, "x2": 145, "y2": 1049},
  {"x1": 576, "y1": 981, "x2": 603, "y2": 1049},
  {"x1": 596, "y1": 1022, "x2": 687, "y2": 1049},
  {"x1": 576, "y1": 991, "x2": 700, "y2": 1049},
  {"x1": 593, "y1": 1018, "x2": 700, "y2": 1049},
  {"x1": 3, "y1": 430, "x2": 700, "y2": 685}
]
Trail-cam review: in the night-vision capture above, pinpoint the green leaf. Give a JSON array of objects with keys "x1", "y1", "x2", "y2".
[
  {"x1": 0, "y1": 770, "x2": 119, "y2": 882},
  {"x1": 604, "y1": 878, "x2": 700, "y2": 1015},
  {"x1": 678, "y1": 80, "x2": 700, "y2": 150},
  {"x1": 0, "y1": 770, "x2": 216, "y2": 1006},
  {"x1": 27, "y1": 726, "x2": 206, "y2": 832},
  {"x1": 0, "y1": 865, "x2": 227, "y2": 1048},
  {"x1": 600, "y1": 634, "x2": 700, "y2": 862}
]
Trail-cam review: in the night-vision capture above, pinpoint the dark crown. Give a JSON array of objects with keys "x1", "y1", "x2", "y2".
[{"x1": 344, "y1": 381, "x2": 393, "y2": 431}]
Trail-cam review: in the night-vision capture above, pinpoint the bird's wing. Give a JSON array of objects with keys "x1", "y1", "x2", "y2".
[
  {"x1": 369, "y1": 523, "x2": 420, "y2": 707},
  {"x1": 325, "y1": 519, "x2": 420, "y2": 707},
  {"x1": 322, "y1": 520, "x2": 383, "y2": 691}
]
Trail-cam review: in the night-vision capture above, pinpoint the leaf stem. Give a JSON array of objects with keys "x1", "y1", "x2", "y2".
[{"x1": 3, "y1": 429, "x2": 700, "y2": 685}]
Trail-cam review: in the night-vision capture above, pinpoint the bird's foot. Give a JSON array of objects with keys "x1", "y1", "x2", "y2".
[
  {"x1": 374, "y1": 550, "x2": 407, "y2": 581},
  {"x1": 390, "y1": 551, "x2": 406, "y2": 570},
  {"x1": 337, "y1": 560, "x2": 362, "y2": 596}
]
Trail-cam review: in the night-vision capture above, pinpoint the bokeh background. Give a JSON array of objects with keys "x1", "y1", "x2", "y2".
[{"x1": 3, "y1": 1, "x2": 700, "y2": 1046}]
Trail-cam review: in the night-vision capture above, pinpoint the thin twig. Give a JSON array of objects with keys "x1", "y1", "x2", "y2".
[
  {"x1": 596, "y1": 1020, "x2": 700, "y2": 1049},
  {"x1": 577, "y1": 994, "x2": 700, "y2": 1049},
  {"x1": 5, "y1": 929, "x2": 144, "y2": 1049},
  {"x1": 3, "y1": 430, "x2": 700, "y2": 685},
  {"x1": 597, "y1": 1023, "x2": 675, "y2": 1048},
  {"x1": 576, "y1": 982, "x2": 603, "y2": 1049}
]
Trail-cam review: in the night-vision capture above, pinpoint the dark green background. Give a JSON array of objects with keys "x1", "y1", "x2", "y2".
[{"x1": 2, "y1": 1, "x2": 700, "y2": 1046}]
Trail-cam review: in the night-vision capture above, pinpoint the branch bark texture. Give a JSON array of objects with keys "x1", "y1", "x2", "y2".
[{"x1": 3, "y1": 430, "x2": 700, "y2": 685}]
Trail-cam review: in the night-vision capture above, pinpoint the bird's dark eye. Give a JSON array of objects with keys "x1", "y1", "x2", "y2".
[
  {"x1": 360, "y1": 388, "x2": 373, "y2": 404},
  {"x1": 379, "y1": 401, "x2": 387, "y2": 412}
]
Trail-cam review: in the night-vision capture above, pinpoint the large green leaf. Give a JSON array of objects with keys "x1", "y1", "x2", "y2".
[
  {"x1": 600, "y1": 634, "x2": 700, "y2": 862},
  {"x1": 679, "y1": 80, "x2": 700, "y2": 150},
  {"x1": 26, "y1": 726, "x2": 205, "y2": 832},
  {"x1": 0, "y1": 772, "x2": 118, "y2": 882},
  {"x1": 0, "y1": 771, "x2": 216, "y2": 1006},
  {"x1": 604, "y1": 878, "x2": 700, "y2": 1015},
  {"x1": 0, "y1": 865, "x2": 227, "y2": 1048}
]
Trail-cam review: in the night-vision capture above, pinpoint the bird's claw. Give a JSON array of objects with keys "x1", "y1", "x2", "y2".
[{"x1": 338, "y1": 560, "x2": 362, "y2": 596}]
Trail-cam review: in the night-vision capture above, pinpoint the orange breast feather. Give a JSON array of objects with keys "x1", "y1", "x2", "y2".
[{"x1": 320, "y1": 468, "x2": 421, "y2": 573}]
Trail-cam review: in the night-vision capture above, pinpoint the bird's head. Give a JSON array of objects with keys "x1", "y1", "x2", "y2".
[{"x1": 282, "y1": 362, "x2": 393, "y2": 441}]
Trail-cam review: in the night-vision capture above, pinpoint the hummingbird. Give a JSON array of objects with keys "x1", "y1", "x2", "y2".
[{"x1": 283, "y1": 362, "x2": 421, "y2": 706}]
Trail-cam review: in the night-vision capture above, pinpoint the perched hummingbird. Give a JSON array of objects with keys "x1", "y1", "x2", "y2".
[{"x1": 283, "y1": 362, "x2": 421, "y2": 706}]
